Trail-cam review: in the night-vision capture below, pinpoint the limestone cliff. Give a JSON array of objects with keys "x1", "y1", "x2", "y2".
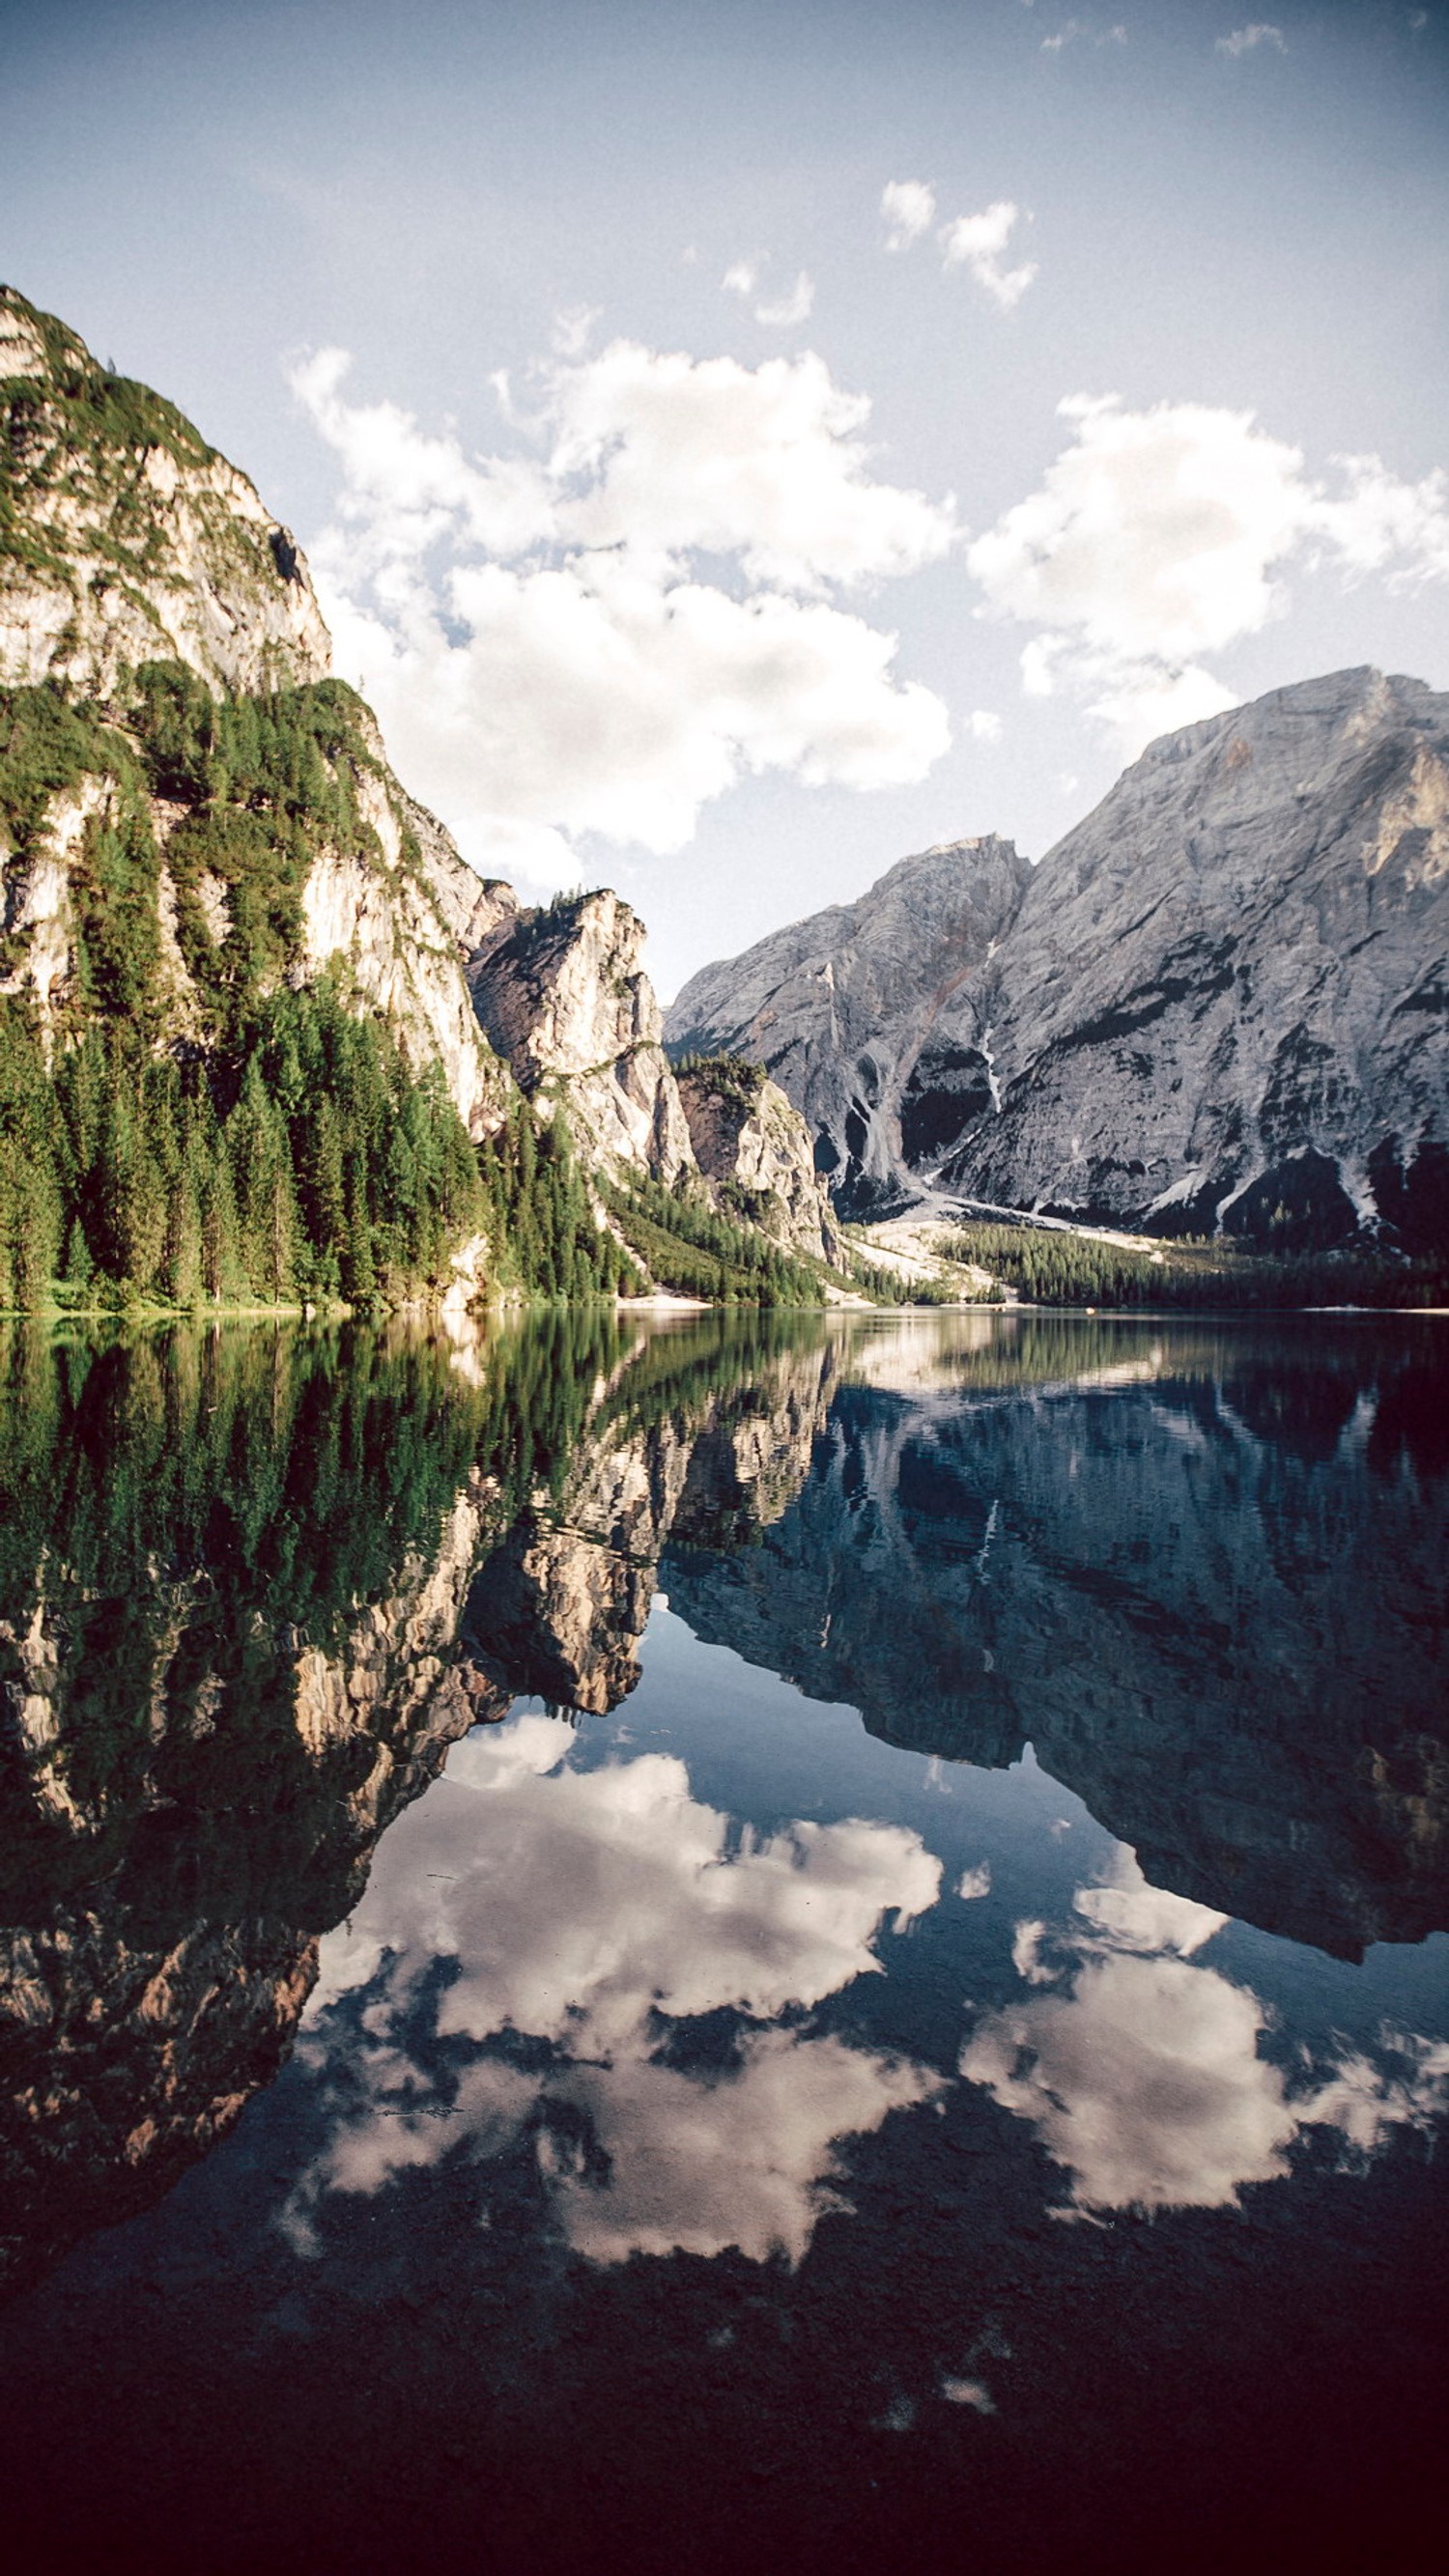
[
  {"x1": 676, "y1": 1057, "x2": 843, "y2": 1264},
  {"x1": 1, "y1": 285, "x2": 509, "y2": 1145},
  {"x1": 468, "y1": 889, "x2": 695, "y2": 1180},
  {"x1": 0, "y1": 287, "x2": 330, "y2": 700},
  {"x1": 938, "y1": 669, "x2": 1449, "y2": 1247}
]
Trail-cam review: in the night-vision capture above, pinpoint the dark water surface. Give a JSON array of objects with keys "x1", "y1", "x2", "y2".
[{"x1": 0, "y1": 1309, "x2": 1445, "y2": 2573}]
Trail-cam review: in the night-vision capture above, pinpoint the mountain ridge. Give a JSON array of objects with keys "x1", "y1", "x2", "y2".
[{"x1": 668, "y1": 665, "x2": 1449, "y2": 1249}]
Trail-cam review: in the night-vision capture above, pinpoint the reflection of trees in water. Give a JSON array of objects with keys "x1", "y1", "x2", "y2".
[{"x1": 0, "y1": 1308, "x2": 1445, "y2": 2301}]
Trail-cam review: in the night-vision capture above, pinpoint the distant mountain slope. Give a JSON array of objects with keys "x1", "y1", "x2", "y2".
[
  {"x1": 668, "y1": 835, "x2": 1029, "y2": 1215},
  {"x1": 667, "y1": 669, "x2": 1449, "y2": 1248}
]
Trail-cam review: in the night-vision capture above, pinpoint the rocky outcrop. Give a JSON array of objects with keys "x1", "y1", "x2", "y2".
[
  {"x1": 676, "y1": 1059, "x2": 844, "y2": 1264},
  {"x1": 1, "y1": 287, "x2": 330, "y2": 699},
  {"x1": 668, "y1": 673, "x2": 1449, "y2": 1249},
  {"x1": 469, "y1": 890, "x2": 696, "y2": 1180},
  {"x1": 667, "y1": 836, "x2": 1030, "y2": 1214}
]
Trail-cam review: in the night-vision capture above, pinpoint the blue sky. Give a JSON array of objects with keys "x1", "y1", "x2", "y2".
[{"x1": 6, "y1": 0, "x2": 1448, "y2": 991}]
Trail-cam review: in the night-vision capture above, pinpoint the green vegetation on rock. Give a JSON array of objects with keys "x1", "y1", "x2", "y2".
[{"x1": 604, "y1": 1171, "x2": 823, "y2": 1304}]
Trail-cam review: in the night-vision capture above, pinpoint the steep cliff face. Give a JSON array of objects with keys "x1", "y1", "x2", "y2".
[
  {"x1": 469, "y1": 890, "x2": 695, "y2": 1180},
  {"x1": 0, "y1": 286, "x2": 509, "y2": 1149},
  {"x1": 1, "y1": 288, "x2": 330, "y2": 699},
  {"x1": 941, "y1": 668, "x2": 1449, "y2": 1246},
  {"x1": 667, "y1": 836, "x2": 1030, "y2": 1214},
  {"x1": 668, "y1": 673, "x2": 1449, "y2": 1249},
  {"x1": 676, "y1": 1059, "x2": 843, "y2": 1264}
]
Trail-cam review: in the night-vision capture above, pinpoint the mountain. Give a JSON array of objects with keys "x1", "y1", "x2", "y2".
[
  {"x1": 668, "y1": 670, "x2": 1449, "y2": 1249},
  {"x1": 0, "y1": 286, "x2": 836, "y2": 1306},
  {"x1": 668, "y1": 834, "x2": 1029, "y2": 1216}
]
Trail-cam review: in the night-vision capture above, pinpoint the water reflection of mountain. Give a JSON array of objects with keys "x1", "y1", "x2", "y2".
[
  {"x1": 1, "y1": 1309, "x2": 1446, "y2": 2305},
  {"x1": 663, "y1": 1322, "x2": 1449, "y2": 1959},
  {"x1": 0, "y1": 1313, "x2": 623, "y2": 2300}
]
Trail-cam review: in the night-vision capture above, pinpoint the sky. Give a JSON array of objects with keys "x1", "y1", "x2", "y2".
[{"x1": 5, "y1": 0, "x2": 1448, "y2": 996}]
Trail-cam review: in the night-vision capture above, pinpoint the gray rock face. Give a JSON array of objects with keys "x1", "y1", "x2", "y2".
[
  {"x1": 668, "y1": 671, "x2": 1449, "y2": 1247},
  {"x1": 668, "y1": 835, "x2": 1029, "y2": 1215},
  {"x1": 676, "y1": 1060, "x2": 844, "y2": 1264},
  {"x1": 945, "y1": 668, "x2": 1449, "y2": 1246},
  {"x1": 0, "y1": 286, "x2": 332, "y2": 698},
  {"x1": 469, "y1": 889, "x2": 696, "y2": 1181}
]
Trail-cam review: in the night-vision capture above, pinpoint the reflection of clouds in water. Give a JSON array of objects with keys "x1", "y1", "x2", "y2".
[
  {"x1": 287, "y1": 1714, "x2": 943, "y2": 2264},
  {"x1": 548, "y1": 2030, "x2": 932, "y2": 2265},
  {"x1": 961, "y1": 1853, "x2": 1449, "y2": 2214}
]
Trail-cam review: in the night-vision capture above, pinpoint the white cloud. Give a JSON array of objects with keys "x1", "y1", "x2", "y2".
[
  {"x1": 1216, "y1": 23, "x2": 1287, "y2": 56},
  {"x1": 754, "y1": 271, "x2": 815, "y2": 329},
  {"x1": 720, "y1": 258, "x2": 814, "y2": 328},
  {"x1": 294, "y1": 341, "x2": 956, "y2": 889},
  {"x1": 551, "y1": 304, "x2": 602, "y2": 359},
  {"x1": 957, "y1": 1860, "x2": 993, "y2": 1895},
  {"x1": 881, "y1": 180, "x2": 937, "y2": 251},
  {"x1": 959, "y1": 1853, "x2": 1449, "y2": 2213},
  {"x1": 286, "y1": 1714, "x2": 944, "y2": 2267},
  {"x1": 969, "y1": 392, "x2": 1449, "y2": 754},
  {"x1": 938, "y1": 202, "x2": 1038, "y2": 310},
  {"x1": 965, "y1": 710, "x2": 1003, "y2": 745},
  {"x1": 1041, "y1": 17, "x2": 1127, "y2": 50}
]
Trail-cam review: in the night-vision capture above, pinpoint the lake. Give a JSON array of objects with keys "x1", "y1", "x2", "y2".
[{"x1": 0, "y1": 1308, "x2": 1445, "y2": 2573}]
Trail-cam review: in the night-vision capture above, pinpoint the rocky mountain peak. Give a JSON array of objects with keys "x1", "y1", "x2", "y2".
[
  {"x1": 1, "y1": 286, "x2": 332, "y2": 700},
  {"x1": 668, "y1": 669, "x2": 1449, "y2": 1249}
]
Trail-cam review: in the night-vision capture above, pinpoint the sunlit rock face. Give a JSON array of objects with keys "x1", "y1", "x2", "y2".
[
  {"x1": 668, "y1": 670, "x2": 1449, "y2": 1248},
  {"x1": 941, "y1": 669, "x2": 1449, "y2": 1248},
  {"x1": 0, "y1": 287, "x2": 511, "y2": 1139},
  {"x1": 0, "y1": 288, "x2": 331, "y2": 699},
  {"x1": 664, "y1": 1327, "x2": 1449, "y2": 1955},
  {"x1": 667, "y1": 836, "x2": 1029, "y2": 1217},
  {"x1": 676, "y1": 1060, "x2": 844, "y2": 1264},
  {"x1": 469, "y1": 889, "x2": 696, "y2": 1181}
]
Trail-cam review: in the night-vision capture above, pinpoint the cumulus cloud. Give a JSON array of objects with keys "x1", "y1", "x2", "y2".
[
  {"x1": 1216, "y1": 23, "x2": 1287, "y2": 55},
  {"x1": 294, "y1": 341, "x2": 955, "y2": 888},
  {"x1": 881, "y1": 180, "x2": 937, "y2": 250},
  {"x1": 965, "y1": 710, "x2": 1003, "y2": 745},
  {"x1": 882, "y1": 182, "x2": 1038, "y2": 307},
  {"x1": 959, "y1": 1851, "x2": 1449, "y2": 2213},
  {"x1": 938, "y1": 202, "x2": 1038, "y2": 310},
  {"x1": 286, "y1": 1713, "x2": 944, "y2": 2266},
  {"x1": 969, "y1": 393, "x2": 1449, "y2": 754}
]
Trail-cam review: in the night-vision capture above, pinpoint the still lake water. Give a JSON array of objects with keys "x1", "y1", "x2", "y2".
[{"x1": 0, "y1": 1308, "x2": 1445, "y2": 2572}]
